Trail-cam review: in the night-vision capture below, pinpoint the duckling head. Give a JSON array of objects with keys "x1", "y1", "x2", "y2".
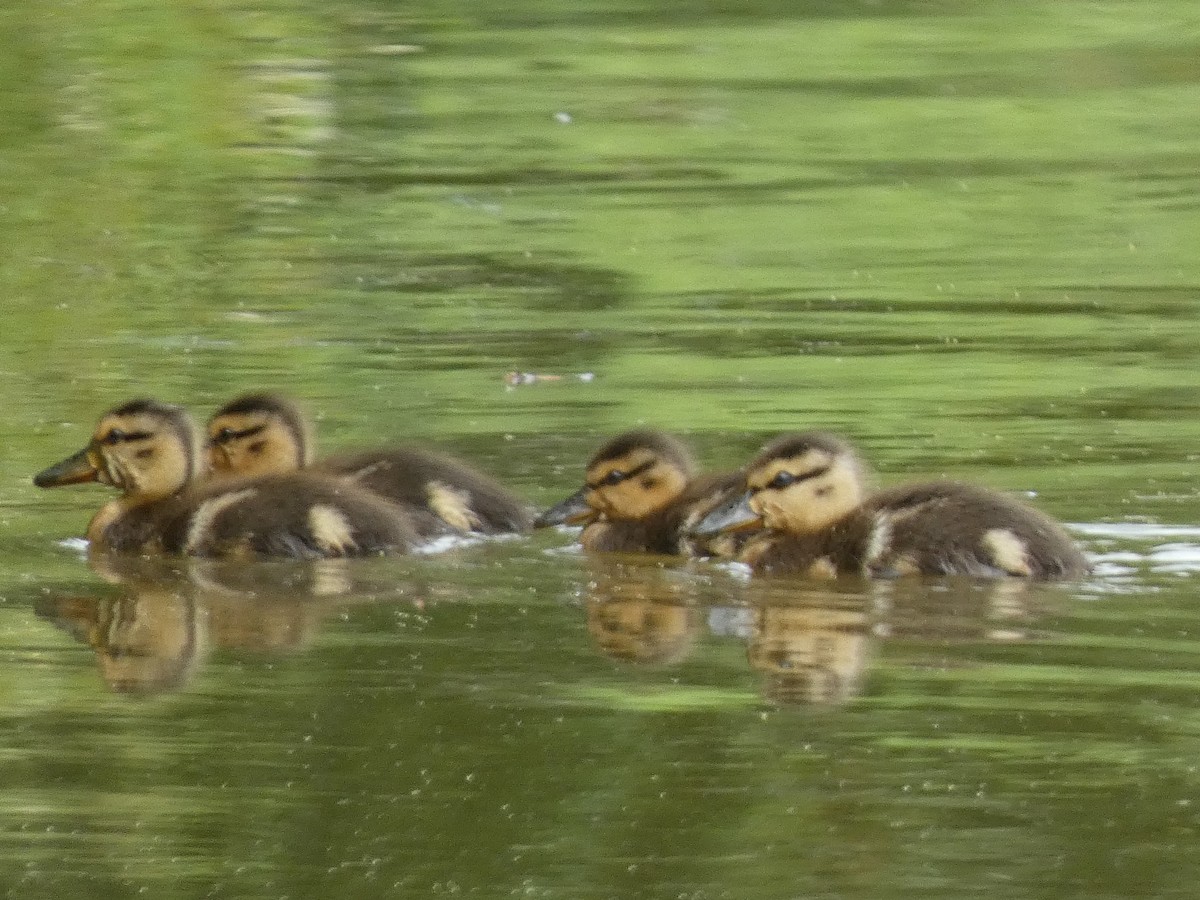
[
  {"x1": 34, "y1": 399, "x2": 200, "y2": 501},
  {"x1": 206, "y1": 392, "x2": 313, "y2": 478},
  {"x1": 693, "y1": 432, "x2": 867, "y2": 536},
  {"x1": 534, "y1": 429, "x2": 696, "y2": 527}
]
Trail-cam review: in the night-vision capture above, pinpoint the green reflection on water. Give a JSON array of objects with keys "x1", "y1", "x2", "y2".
[{"x1": 2, "y1": 0, "x2": 1200, "y2": 897}]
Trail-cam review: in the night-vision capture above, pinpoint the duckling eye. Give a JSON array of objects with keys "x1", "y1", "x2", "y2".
[
  {"x1": 767, "y1": 471, "x2": 797, "y2": 490},
  {"x1": 602, "y1": 470, "x2": 626, "y2": 487},
  {"x1": 103, "y1": 429, "x2": 127, "y2": 445},
  {"x1": 216, "y1": 427, "x2": 237, "y2": 442}
]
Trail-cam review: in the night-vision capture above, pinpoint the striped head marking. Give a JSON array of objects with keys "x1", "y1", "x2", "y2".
[
  {"x1": 582, "y1": 430, "x2": 695, "y2": 521},
  {"x1": 746, "y1": 432, "x2": 867, "y2": 534},
  {"x1": 34, "y1": 399, "x2": 198, "y2": 501},
  {"x1": 207, "y1": 393, "x2": 311, "y2": 478}
]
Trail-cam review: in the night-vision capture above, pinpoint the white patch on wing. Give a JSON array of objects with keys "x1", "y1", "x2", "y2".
[
  {"x1": 863, "y1": 513, "x2": 892, "y2": 567},
  {"x1": 186, "y1": 489, "x2": 256, "y2": 554},
  {"x1": 983, "y1": 528, "x2": 1032, "y2": 576},
  {"x1": 427, "y1": 481, "x2": 481, "y2": 532},
  {"x1": 308, "y1": 504, "x2": 357, "y2": 555}
]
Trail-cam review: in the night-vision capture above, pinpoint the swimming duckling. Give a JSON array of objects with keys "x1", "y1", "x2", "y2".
[
  {"x1": 205, "y1": 393, "x2": 531, "y2": 537},
  {"x1": 534, "y1": 429, "x2": 745, "y2": 556},
  {"x1": 34, "y1": 399, "x2": 416, "y2": 558},
  {"x1": 692, "y1": 432, "x2": 1089, "y2": 579}
]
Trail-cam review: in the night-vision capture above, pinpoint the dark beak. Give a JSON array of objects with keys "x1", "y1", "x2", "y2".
[
  {"x1": 533, "y1": 486, "x2": 596, "y2": 528},
  {"x1": 34, "y1": 447, "x2": 99, "y2": 488},
  {"x1": 690, "y1": 489, "x2": 761, "y2": 536}
]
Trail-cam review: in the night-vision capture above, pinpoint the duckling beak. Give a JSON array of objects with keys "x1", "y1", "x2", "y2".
[
  {"x1": 34, "y1": 447, "x2": 100, "y2": 488},
  {"x1": 534, "y1": 486, "x2": 596, "y2": 528},
  {"x1": 690, "y1": 489, "x2": 761, "y2": 536}
]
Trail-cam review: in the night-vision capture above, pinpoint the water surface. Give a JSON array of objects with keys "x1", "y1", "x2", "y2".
[{"x1": 2, "y1": 0, "x2": 1200, "y2": 897}]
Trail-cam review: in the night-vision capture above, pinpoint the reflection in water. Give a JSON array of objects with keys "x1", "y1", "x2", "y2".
[
  {"x1": 577, "y1": 560, "x2": 1048, "y2": 707},
  {"x1": 40, "y1": 588, "x2": 207, "y2": 696},
  {"x1": 583, "y1": 559, "x2": 704, "y2": 665},
  {"x1": 36, "y1": 555, "x2": 414, "y2": 695},
  {"x1": 742, "y1": 584, "x2": 878, "y2": 707}
]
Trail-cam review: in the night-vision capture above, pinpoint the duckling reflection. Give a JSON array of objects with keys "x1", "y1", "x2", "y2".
[
  {"x1": 749, "y1": 575, "x2": 1053, "y2": 705},
  {"x1": 874, "y1": 577, "x2": 1040, "y2": 646},
  {"x1": 582, "y1": 560, "x2": 705, "y2": 665},
  {"x1": 37, "y1": 555, "x2": 408, "y2": 695},
  {"x1": 742, "y1": 584, "x2": 878, "y2": 707},
  {"x1": 37, "y1": 574, "x2": 209, "y2": 696}
]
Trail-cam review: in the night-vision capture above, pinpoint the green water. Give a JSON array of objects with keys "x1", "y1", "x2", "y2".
[{"x1": 3, "y1": 0, "x2": 1200, "y2": 897}]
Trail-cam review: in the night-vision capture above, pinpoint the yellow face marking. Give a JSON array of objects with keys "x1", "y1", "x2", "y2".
[
  {"x1": 207, "y1": 411, "x2": 305, "y2": 478},
  {"x1": 582, "y1": 449, "x2": 688, "y2": 521},
  {"x1": 747, "y1": 450, "x2": 862, "y2": 535},
  {"x1": 91, "y1": 411, "x2": 195, "y2": 500}
]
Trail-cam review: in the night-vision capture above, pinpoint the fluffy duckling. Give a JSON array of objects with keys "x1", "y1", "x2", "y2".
[
  {"x1": 34, "y1": 399, "x2": 416, "y2": 558},
  {"x1": 534, "y1": 429, "x2": 745, "y2": 556},
  {"x1": 206, "y1": 393, "x2": 531, "y2": 537},
  {"x1": 693, "y1": 432, "x2": 1089, "y2": 579}
]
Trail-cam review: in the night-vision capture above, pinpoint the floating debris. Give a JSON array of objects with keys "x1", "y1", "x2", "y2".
[{"x1": 504, "y1": 371, "x2": 595, "y2": 388}]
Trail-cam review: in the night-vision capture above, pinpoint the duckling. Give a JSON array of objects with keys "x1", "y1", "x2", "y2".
[
  {"x1": 692, "y1": 431, "x2": 1089, "y2": 579},
  {"x1": 34, "y1": 399, "x2": 416, "y2": 558},
  {"x1": 205, "y1": 393, "x2": 531, "y2": 537},
  {"x1": 534, "y1": 429, "x2": 746, "y2": 556}
]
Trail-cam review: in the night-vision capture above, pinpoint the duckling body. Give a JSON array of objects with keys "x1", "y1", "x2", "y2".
[
  {"x1": 35, "y1": 399, "x2": 416, "y2": 559},
  {"x1": 206, "y1": 393, "x2": 530, "y2": 537},
  {"x1": 695, "y1": 432, "x2": 1089, "y2": 580},
  {"x1": 534, "y1": 429, "x2": 747, "y2": 557}
]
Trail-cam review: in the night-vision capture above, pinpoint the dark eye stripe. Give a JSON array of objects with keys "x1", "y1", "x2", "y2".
[
  {"x1": 752, "y1": 464, "x2": 831, "y2": 493},
  {"x1": 102, "y1": 429, "x2": 154, "y2": 445},
  {"x1": 213, "y1": 424, "x2": 266, "y2": 444},
  {"x1": 587, "y1": 459, "x2": 655, "y2": 490}
]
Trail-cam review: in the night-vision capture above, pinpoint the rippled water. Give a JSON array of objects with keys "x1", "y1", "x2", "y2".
[{"x1": 3, "y1": 1, "x2": 1200, "y2": 897}]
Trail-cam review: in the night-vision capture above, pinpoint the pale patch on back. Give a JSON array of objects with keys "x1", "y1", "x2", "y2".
[
  {"x1": 345, "y1": 459, "x2": 392, "y2": 482},
  {"x1": 983, "y1": 528, "x2": 1032, "y2": 576},
  {"x1": 888, "y1": 553, "x2": 922, "y2": 576},
  {"x1": 186, "y1": 489, "x2": 257, "y2": 554},
  {"x1": 308, "y1": 504, "x2": 358, "y2": 555},
  {"x1": 427, "y1": 481, "x2": 481, "y2": 532},
  {"x1": 863, "y1": 513, "x2": 892, "y2": 568},
  {"x1": 886, "y1": 499, "x2": 939, "y2": 526},
  {"x1": 807, "y1": 557, "x2": 838, "y2": 579}
]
